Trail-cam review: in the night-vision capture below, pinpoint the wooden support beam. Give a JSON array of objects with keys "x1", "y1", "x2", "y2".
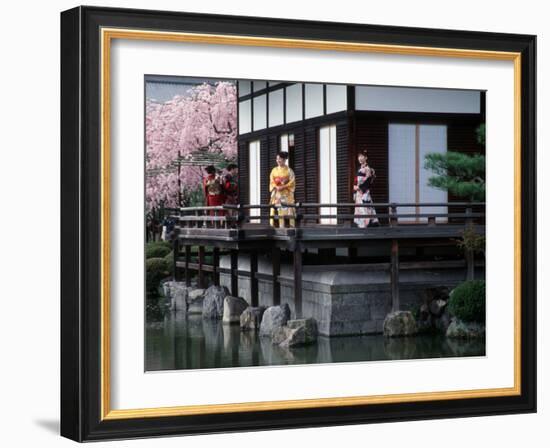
[
  {"x1": 294, "y1": 246, "x2": 303, "y2": 318},
  {"x1": 198, "y1": 245, "x2": 205, "y2": 288},
  {"x1": 230, "y1": 250, "x2": 239, "y2": 297},
  {"x1": 250, "y1": 251, "x2": 259, "y2": 307},
  {"x1": 184, "y1": 245, "x2": 191, "y2": 287},
  {"x1": 390, "y1": 239, "x2": 400, "y2": 312},
  {"x1": 213, "y1": 247, "x2": 220, "y2": 286},
  {"x1": 272, "y1": 247, "x2": 281, "y2": 306},
  {"x1": 465, "y1": 248, "x2": 475, "y2": 281},
  {"x1": 172, "y1": 238, "x2": 179, "y2": 281}
]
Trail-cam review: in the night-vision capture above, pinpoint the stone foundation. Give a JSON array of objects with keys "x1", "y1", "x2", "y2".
[{"x1": 220, "y1": 254, "x2": 483, "y2": 337}]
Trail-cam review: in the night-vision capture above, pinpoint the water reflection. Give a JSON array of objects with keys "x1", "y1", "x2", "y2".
[{"x1": 145, "y1": 312, "x2": 485, "y2": 371}]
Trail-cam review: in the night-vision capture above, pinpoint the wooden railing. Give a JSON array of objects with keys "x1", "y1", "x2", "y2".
[{"x1": 171, "y1": 202, "x2": 485, "y2": 229}]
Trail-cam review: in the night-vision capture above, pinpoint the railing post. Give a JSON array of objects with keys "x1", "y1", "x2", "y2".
[
  {"x1": 390, "y1": 239, "x2": 400, "y2": 312},
  {"x1": 390, "y1": 203, "x2": 398, "y2": 227},
  {"x1": 295, "y1": 202, "x2": 302, "y2": 228},
  {"x1": 237, "y1": 204, "x2": 244, "y2": 229}
]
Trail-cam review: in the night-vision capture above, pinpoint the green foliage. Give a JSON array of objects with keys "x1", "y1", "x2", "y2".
[
  {"x1": 476, "y1": 123, "x2": 486, "y2": 146},
  {"x1": 163, "y1": 250, "x2": 174, "y2": 264},
  {"x1": 146, "y1": 257, "x2": 171, "y2": 294},
  {"x1": 448, "y1": 280, "x2": 486, "y2": 323},
  {"x1": 182, "y1": 186, "x2": 205, "y2": 207},
  {"x1": 145, "y1": 241, "x2": 172, "y2": 259},
  {"x1": 424, "y1": 151, "x2": 485, "y2": 201},
  {"x1": 456, "y1": 223, "x2": 486, "y2": 255}
]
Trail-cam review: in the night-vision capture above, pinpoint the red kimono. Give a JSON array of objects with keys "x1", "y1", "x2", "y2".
[{"x1": 203, "y1": 174, "x2": 225, "y2": 212}]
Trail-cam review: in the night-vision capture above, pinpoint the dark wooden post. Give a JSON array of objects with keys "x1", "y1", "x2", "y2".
[
  {"x1": 213, "y1": 247, "x2": 220, "y2": 286},
  {"x1": 230, "y1": 249, "x2": 239, "y2": 297},
  {"x1": 250, "y1": 251, "x2": 259, "y2": 307},
  {"x1": 294, "y1": 245, "x2": 303, "y2": 318},
  {"x1": 465, "y1": 248, "x2": 475, "y2": 281},
  {"x1": 184, "y1": 245, "x2": 191, "y2": 286},
  {"x1": 198, "y1": 246, "x2": 205, "y2": 288},
  {"x1": 465, "y1": 207, "x2": 475, "y2": 281},
  {"x1": 389, "y1": 203, "x2": 398, "y2": 227},
  {"x1": 172, "y1": 238, "x2": 179, "y2": 281},
  {"x1": 272, "y1": 247, "x2": 281, "y2": 306},
  {"x1": 390, "y1": 239, "x2": 400, "y2": 312}
]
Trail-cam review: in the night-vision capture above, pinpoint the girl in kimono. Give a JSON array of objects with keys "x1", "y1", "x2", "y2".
[
  {"x1": 203, "y1": 165, "x2": 225, "y2": 216},
  {"x1": 269, "y1": 151, "x2": 296, "y2": 227},
  {"x1": 353, "y1": 151, "x2": 380, "y2": 228}
]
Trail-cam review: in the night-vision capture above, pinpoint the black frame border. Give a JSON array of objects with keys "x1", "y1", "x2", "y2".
[{"x1": 61, "y1": 6, "x2": 536, "y2": 442}]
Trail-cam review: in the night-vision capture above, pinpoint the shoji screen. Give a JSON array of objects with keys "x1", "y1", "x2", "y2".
[
  {"x1": 388, "y1": 124, "x2": 447, "y2": 222},
  {"x1": 419, "y1": 125, "x2": 447, "y2": 222},
  {"x1": 248, "y1": 140, "x2": 261, "y2": 218},
  {"x1": 319, "y1": 124, "x2": 337, "y2": 224},
  {"x1": 389, "y1": 124, "x2": 417, "y2": 222}
]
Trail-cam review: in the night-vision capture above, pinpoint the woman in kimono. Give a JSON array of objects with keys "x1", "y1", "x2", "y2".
[
  {"x1": 269, "y1": 151, "x2": 296, "y2": 227},
  {"x1": 203, "y1": 165, "x2": 225, "y2": 216},
  {"x1": 353, "y1": 151, "x2": 380, "y2": 228}
]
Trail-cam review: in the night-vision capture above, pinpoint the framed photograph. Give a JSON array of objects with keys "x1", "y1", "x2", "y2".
[{"x1": 60, "y1": 6, "x2": 537, "y2": 442}]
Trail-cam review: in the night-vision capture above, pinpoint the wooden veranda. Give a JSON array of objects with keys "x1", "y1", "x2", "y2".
[{"x1": 169, "y1": 202, "x2": 485, "y2": 318}]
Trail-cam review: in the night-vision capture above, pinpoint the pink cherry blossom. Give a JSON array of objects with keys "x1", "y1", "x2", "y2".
[{"x1": 145, "y1": 81, "x2": 237, "y2": 211}]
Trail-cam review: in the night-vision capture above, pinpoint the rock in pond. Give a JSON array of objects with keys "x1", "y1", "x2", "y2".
[
  {"x1": 186, "y1": 288, "x2": 205, "y2": 314},
  {"x1": 446, "y1": 318, "x2": 485, "y2": 339},
  {"x1": 202, "y1": 285, "x2": 230, "y2": 319},
  {"x1": 272, "y1": 318, "x2": 318, "y2": 348},
  {"x1": 383, "y1": 311, "x2": 417, "y2": 337},
  {"x1": 434, "y1": 309, "x2": 452, "y2": 334},
  {"x1": 222, "y1": 296, "x2": 249, "y2": 324},
  {"x1": 161, "y1": 280, "x2": 176, "y2": 298},
  {"x1": 240, "y1": 306, "x2": 266, "y2": 331},
  {"x1": 259, "y1": 304, "x2": 290, "y2": 337},
  {"x1": 429, "y1": 299, "x2": 448, "y2": 317},
  {"x1": 287, "y1": 319, "x2": 317, "y2": 344},
  {"x1": 171, "y1": 283, "x2": 188, "y2": 312}
]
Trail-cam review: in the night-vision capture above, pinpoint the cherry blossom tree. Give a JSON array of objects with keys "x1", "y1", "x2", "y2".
[{"x1": 145, "y1": 81, "x2": 237, "y2": 211}]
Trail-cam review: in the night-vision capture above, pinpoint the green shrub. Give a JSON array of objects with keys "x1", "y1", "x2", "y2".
[
  {"x1": 145, "y1": 241, "x2": 172, "y2": 259},
  {"x1": 163, "y1": 250, "x2": 174, "y2": 263},
  {"x1": 146, "y1": 257, "x2": 171, "y2": 294},
  {"x1": 448, "y1": 280, "x2": 486, "y2": 323}
]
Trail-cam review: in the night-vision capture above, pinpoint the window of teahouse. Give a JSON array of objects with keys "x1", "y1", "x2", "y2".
[
  {"x1": 319, "y1": 124, "x2": 337, "y2": 224},
  {"x1": 268, "y1": 88, "x2": 284, "y2": 127},
  {"x1": 253, "y1": 94, "x2": 267, "y2": 131},
  {"x1": 285, "y1": 83, "x2": 303, "y2": 124},
  {"x1": 248, "y1": 140, "x2": 261, "y2": 218},
  {"x1": 326, "y1": 84, "x2": 347, "y2": 114},
  {"x1": 305, "y1": 83, "x2": 324, "y2": 119},
  {"x1": 388, "y1": 123, "x2": 448, "y2": 223},
  {"x1": 280, "y1": 133, "x2": 295, "y2": 168}
]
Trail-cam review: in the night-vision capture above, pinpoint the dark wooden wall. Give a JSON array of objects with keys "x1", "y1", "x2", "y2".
[
  {"x1": 238, "y1": 140, "x2": 249, "y2": 206},
  {"x1": 237, "y1": 114, "x2": 484, "y2": 214},
  {"x1": 355, "y1": 118, "x2": 389, "y2": 204}
]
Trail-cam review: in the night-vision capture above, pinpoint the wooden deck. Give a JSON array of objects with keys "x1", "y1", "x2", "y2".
[{"x1": 169, "y1": 202, "x2": 485, "y2": 317}]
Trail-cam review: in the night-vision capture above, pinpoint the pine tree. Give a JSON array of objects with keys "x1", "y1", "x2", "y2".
[{"x1": 424, "y1": 125, "x2": 485, "y2": 201}]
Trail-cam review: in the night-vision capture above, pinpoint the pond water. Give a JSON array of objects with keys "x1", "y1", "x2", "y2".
[{"x1": 145, "y1": 311, "x2": 485, "y2": 371}]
